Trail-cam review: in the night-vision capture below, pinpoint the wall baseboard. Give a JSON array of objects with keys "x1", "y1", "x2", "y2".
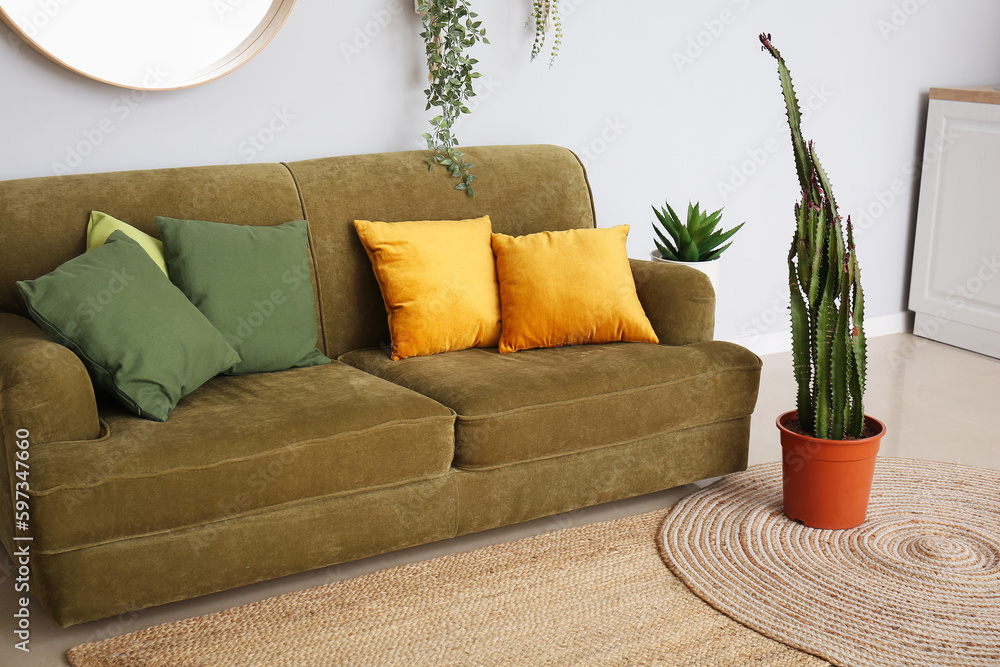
[{"x1": 724, "y1": 312, "x2": 914, "y2": 357}]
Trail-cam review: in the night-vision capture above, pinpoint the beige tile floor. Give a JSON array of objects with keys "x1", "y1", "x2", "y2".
[{"x1": 2, "y1": 333, "x2": 998, "y2": 666}]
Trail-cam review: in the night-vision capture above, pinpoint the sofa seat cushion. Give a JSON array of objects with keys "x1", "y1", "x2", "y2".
[
  {"x1": 339, "y1": 341, "x2": 761, "y2": 471},
  {"x1": 28, "y1": 361, "x2": 455, "y2": 552}
]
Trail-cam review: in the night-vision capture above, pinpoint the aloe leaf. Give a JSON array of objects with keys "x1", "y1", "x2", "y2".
[
  {"x1": 701, "y1": 221, "x2": 745, "y2": 253},
  {"x1": 653, "y1": 206, "x2": 684, "y2": 258},
  {"x1": 698, "y1": 236, "x2": 728, "y2": 257},
  {"x1": 653, "y1": 228, "x2": 680, "y2": 259},
  {"x1": 675, "y1": 227, "x2": 700, "y2": 261},
  {"x1": 678, "y1": 243, "x2": 700, "y2": 262},
  {"x1": 702, "y1": 241, "x2": 733, "y2": 262},
  {"x1": 651, "y1": 206, "x2": 669, "y2": 230},
  {"x1": 691, "y1": 208, "x2": 724, "y2": 245},
  {"x1": 654, "y1": 239, "x2": 679, "y2": 261},
  {"x1": 664, "y1": 202, "x2": 684, "y2": 228},
  {"x1": 688, "y1": 206, "x2": 721, "y2": 246},
  {"x1": 689, "y1": 221, "x2": 710, "y2": 246},
  {"x1": 659, "y1": 206, "x2": 683, "y2": 238},
  {"x1": 652, "y1": 223, "x2": 673, "y2": 247},
  {"x1": 700, "y1": 207, "x2": 725, "y2": 236},
  {"x1": 655, "y1": 201, "x2": 742, "y2": 261},
  {"x1": 656, "y1": 204, "x2": 686, "y2": 243}
]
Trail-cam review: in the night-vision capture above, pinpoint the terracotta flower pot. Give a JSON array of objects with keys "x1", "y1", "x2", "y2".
[{"x1": 777, "y1": 410, "x2": 886, "y2": 530}]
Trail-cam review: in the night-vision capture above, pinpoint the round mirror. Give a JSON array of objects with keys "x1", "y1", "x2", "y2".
[{"x1": 0, "y1": 0, "x2": 296, "y2": 90}]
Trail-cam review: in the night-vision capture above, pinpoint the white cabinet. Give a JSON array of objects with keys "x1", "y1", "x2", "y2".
[{"x1": 909, "y1": 87, "x2": 1000, "y2": 358}]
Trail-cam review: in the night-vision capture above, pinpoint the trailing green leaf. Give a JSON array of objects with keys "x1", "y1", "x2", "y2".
[
  {"x1": 528, "y1": 0, "x2": 562, "y2": 67},
  {"x1": 417, "y1": 0, "x2": 488, "y2": 197},
  {"x1": 762, "y1": 33, "x2": 868, "y2": 439}
]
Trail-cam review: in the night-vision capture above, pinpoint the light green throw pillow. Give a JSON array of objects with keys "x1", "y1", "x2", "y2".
[
  {"x1": 155, "y1": 216, "x2": 331, "y2": 375},
  {"x1": 17, "y1": 231, "x2": 240, "y2": 422},
  {"x1": 87, "y1": 211, "x2": 169, "y2": 276}
]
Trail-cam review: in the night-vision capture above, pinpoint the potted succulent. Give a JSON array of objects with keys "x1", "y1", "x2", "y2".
[
  {"x1": 650, "y1": 201, "x2": 744, "y2": 294},
  {"x1": 761, "y1": 33, "x2": 886, "y2": 530}
]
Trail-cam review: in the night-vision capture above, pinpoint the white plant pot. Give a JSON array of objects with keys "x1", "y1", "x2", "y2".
[{"x1": 649, "y1": 249, "x2": 721, "y2": 296}]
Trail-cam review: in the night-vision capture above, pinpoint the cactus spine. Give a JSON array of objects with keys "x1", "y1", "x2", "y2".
[{"x1": 760, "y1": 33, "x2": 867, "y2": 440}]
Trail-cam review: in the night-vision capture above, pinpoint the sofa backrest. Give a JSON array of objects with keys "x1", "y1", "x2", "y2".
[
  {"x1": 0, "y1": 144, "x2": 596, "y2": 358},
  {"x1": 0, "y1": 162, "x2": 307, "y2": 317},
  {"x1": 285, "y1": 144, "x2": 596, "y2": 356}
]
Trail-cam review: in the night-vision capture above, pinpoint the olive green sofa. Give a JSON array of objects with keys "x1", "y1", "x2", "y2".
[{"x1": 0, "y1": 144, "x2": 761, "y2": 627}]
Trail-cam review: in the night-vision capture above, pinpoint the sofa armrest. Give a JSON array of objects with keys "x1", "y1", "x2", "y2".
[
  {"x1": 0, "y1": 313, "x2": 101, "y2": 446},
  {"x1": 630, "y1": 258, "x2": 715, "y2": 345}
]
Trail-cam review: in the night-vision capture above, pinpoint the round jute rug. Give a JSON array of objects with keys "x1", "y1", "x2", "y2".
[
  {"x1": 658, "y1": 457, "x2": 1000, "y2": 667},
  {"x1": 67, "y1": 510, "x2": 827, "y2": 667}
]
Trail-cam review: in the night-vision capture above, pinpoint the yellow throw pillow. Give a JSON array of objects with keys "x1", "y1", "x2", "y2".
[
  {"x1": 354, "y1": 216, "x2": 502, "y2": 361},
  {"x1": 491, "y1": 225, "x2": 658, "y2": 353},
  {"x1": 87, "y1": 211, "x2": 169, "y2": 276}
]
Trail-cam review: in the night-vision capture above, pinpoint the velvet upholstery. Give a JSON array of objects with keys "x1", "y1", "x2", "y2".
[
  {"x1": 629, "y1": 258, "x2": 717, "y2": 344},
  {"x1": 0, "y1": 145, "x2": 760, "y2": 627},
  {"x1": 453, "y1": 417, "x2": 752, "y2": 536},
  {"x1": 28, "y1": 362, "x2": 454, "y2": 553},
  {"x1": 340, "y1": 342, "x2": 761, "y2": 470},
  {"x1": 0, "y1": 163, "x2": 320, "y2": 349},
  {"x1": 33, "y1": 476, "x2": 457, "y2": 627},
  {"x1": 0, "y1": 314, "x2": 101, "y2": 562},
  {"x1": 284, "y1": 145, "x2": 596, "y2": 358}
]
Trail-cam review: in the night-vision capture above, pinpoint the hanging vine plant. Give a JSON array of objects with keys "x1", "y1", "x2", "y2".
[
  {"x1": 416, "y1": 0, "x2": 488, "y2": 197},
  {"x1": 529, "y1": 0, "x2": 561, "y2": 67}
]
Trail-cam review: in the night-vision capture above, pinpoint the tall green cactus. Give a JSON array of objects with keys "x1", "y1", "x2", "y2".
[{"x1": 760, "y1": 33, "x2": 867, "y2": 440}]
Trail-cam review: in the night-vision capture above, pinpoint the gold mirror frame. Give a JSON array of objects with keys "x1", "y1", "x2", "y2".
[{"x1": 0, "y1": 0, "x2": 296, "y2": 91}]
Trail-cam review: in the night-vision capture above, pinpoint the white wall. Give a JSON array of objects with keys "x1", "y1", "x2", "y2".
[{"x1": 2, "y1": 0, "x2": 999, "y2": 347}]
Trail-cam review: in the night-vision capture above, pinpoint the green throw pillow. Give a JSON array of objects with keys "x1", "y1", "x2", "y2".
[
  {"x1": 17, "y1": 231, "x2": 241, "y2": 422},
  {"x1": 155, "y1": 216, "x2": 331, "y2": 375}
]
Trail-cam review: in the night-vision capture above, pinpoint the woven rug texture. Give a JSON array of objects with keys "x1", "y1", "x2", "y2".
[
  {"x1": 67, "y1": 509, "x2": 826, "y2": 666},
  {"x1": 660, "y1": 457, "x2": 1000, "y2": 667}
]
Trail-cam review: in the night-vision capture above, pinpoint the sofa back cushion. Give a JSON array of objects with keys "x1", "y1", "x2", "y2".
[
  {"x1": 0, "y1": 145, "x2": 595, "y2": 359},
  {"x1": 285, "y1": 144, "x2": 596, "y2": 357},
  {"x1": 0, "y1": 162, "x2": 308, "y2": 326}
]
